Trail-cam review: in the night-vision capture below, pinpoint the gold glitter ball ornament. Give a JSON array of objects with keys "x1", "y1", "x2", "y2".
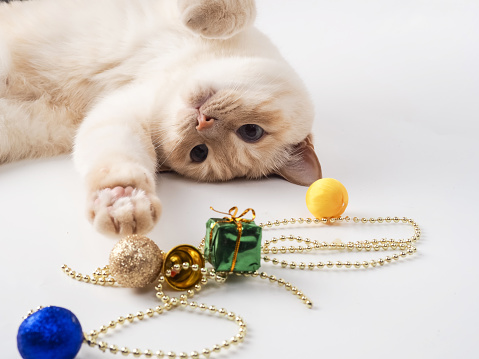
[{"x1": 109, "y1": 235, "x2": 164, "y2": 288}]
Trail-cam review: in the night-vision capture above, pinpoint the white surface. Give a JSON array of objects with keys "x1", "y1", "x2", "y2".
[{"x1": 1, "y1": 1, "x2": 478, "y2": 358}]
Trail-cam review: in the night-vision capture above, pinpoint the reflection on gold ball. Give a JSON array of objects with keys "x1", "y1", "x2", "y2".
[
  {"x1": 109, "y1": 235, "x2": 163, "y2": 288},
  {"x1": 306, "y1": 178, "x2": 348, "y2": 219}
]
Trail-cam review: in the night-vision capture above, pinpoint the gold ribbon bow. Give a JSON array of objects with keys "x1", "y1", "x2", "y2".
[{"x1": 209, "y1": 206, "x2": 256, "y2": 272}]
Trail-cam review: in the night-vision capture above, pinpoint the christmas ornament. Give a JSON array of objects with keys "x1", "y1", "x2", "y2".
[
  {"x1": 18, "y1": 179, "x2": 422, "y2": 358},
  {"x1": 162, "y1": 244, "x2": 205, "y2": 290},
  {"x1": 204, "y1": 207, "x2": 262, "y2": 273},
  {"x1": 17, "y1": 306, "x2": 83, "y2": 359},
  {"x1": 305, "y1": 178, "x2": 348, "y2": 219},
  {"x1": 109, "y1": 235, "x2": 163, "y2": 288}
]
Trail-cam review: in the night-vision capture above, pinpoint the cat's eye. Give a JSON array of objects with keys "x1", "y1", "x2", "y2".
[
  {"x1": 237, "y1": 124, "x2": 265, "y2": 143},
  {"x1": 190, "y1": 144, "x2": 208, "y2": 163}
]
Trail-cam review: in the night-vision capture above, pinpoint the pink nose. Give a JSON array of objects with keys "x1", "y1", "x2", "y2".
[{"x1": 196, "y1": 113, "x2": 215, "y2": 131}]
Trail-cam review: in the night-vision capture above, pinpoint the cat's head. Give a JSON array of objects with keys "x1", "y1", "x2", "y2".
[{"x1": 155, "y1": 57, "x2": 321, "y2": 186}]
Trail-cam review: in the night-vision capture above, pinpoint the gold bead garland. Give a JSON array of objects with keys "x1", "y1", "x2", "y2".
[
  {"x1": 235, "y1": 271, "x2": 313, "y2": 308},
  {"x1": 59, "y1": 214, "x2": 420, "y2": 357},
  {"x1": 62, "y1": 259, "x2": 313, "y2": 309},
  {"x1": 257, "y1": 215, "x2": 420, "y2": 270},
  {"x1": 22, "y1": 302, "x2": 246, "y2": 359},
  {"x1": 60, "y1": 240, "x2": 316, "y2": 357},
  {"x1": 60, "y1": 263, "x2": 248, "y2": 358},
  {"x1": 83, "y1": 302, "x2": 246, "y2": 358}
]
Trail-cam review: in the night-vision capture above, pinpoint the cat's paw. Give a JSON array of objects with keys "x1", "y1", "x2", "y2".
[
  {"x1": 178, "y1": 0, "x2": 256, "y2": 39},
  {"x1": 89, "y1": 186, "x2": 161, "y2": 236}
]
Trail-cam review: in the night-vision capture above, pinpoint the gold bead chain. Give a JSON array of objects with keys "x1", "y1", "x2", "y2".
[
  {"x1": 23, "y1": 302, "x2": 246, "y2": 359},
  {"x1": 234, "y1": 271, "x2": 313, "y2": 308},
  {"x1": 60, "y1": 264, "x2": 249, "y2": 358},
  {"x1": 62, "y1": 260, "x2": 313, "y2": 309},
  {"x1": 259, "y1": 216, "x2": 420, "y2": 270},
  {"x1": 58, "y1": 215, "x2": 420, "y2": 357},
  {"x1": 61, "y1": 264, "x2": 117, "y2": 286},
  {"x1": 60, "y1": 246, "x2": 315, "y2": 357},
  {"x1": 83, "y1": 302, "x2": 246, "y2": 359}
]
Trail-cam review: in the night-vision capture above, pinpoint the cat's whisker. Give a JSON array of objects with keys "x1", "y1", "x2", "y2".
[
  {"x1": 156, "y1": 132, "x2": 187, "y2": 171},
  {"x1": 224, "y1": 89, "x2": 244, "y2": 105},
  {"x1": 151, "y1": 131, "x2": 171, "y2": 142},
  {"x1": 149, "y1": 128, "x2": 170, "y2": 136},
  {"x1": 152, "y1": 132, "x2": 178, "y2": 149},
  {"x1": 223, "y1": 81, "x2": 263, "y2": 104},
  {"x1": 150, "y1": 126, "x2": 177, "y2": 147},
  {"x1": 153, "y1": 137, "x2": 172, "y2": 151},
  {"x1": 151, "y1": 132, "x2": 170, "y2": 142},
  {"x1": 151, "y1": 134, "x2": 170, "y2": 143}
]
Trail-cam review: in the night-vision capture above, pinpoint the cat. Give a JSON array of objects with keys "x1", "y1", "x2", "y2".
[{"x1": 0, "y1": 0, "x2": 322, "y2": 236}]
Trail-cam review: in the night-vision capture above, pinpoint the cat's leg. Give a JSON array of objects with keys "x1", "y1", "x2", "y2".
[
  {"x1": 0, "y1": 35, "x2": 9, "y2": 95},
  {"x1": 1, "y1": 35, "x2": 77, "y2": 162},
  {"x1": 0, "y1": 98, "x2": 77, "y2": 163},
  {"x1": 178, "y1": 0, "x2": 256, "y2": 39},
  {"x1": 74, "y1": 85, "x2": 161, "y2": 237}
]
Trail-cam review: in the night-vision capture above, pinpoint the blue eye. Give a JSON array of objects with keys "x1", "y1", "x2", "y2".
[
  {"x1": 237, "y1": 124, "x2": 264, "y2": 143},
  {"x1": 190, "y1": 144, "x2": 208, "y2": 162}
]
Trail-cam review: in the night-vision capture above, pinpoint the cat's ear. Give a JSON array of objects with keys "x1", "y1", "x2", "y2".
[{"x1": 275, "y1": 134, "x2": 322, "y2": 186}]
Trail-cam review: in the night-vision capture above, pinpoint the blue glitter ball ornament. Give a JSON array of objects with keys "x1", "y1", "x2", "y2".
[{"x1": 17, "y1": 306, "x2": 83, "y2": 359}]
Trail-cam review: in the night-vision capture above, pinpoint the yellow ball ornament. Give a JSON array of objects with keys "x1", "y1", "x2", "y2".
[{"x1": 306, "y1": 178, "x2": 348, "y2": 219}]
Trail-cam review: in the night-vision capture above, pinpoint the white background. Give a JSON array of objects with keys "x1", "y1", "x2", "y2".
[{"x1": 1, "y1": 0, "x2": 478, "y2": 358}]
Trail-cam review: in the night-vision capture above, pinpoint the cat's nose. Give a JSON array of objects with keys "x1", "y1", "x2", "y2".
[{"x1": 196, "y1": 113, "x2": 215, "y2": 131}]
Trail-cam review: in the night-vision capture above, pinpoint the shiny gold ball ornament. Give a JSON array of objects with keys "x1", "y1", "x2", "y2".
[
  {"x1": 109, "y1": 235, "x2": 164, "y2": 288},
  {"x1": 163, "y1": 245, "x2": 205, "y2": 290},
  {"x1": 305, "y1": 178, "x2": 349, "y2": 219}
]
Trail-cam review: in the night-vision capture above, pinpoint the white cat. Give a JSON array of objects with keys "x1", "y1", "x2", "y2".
[{"x1": 0, "y1": 0, "x2": 322, "y2": 236}]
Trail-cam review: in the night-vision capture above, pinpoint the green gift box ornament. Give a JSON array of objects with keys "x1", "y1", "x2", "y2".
[{"x1": 204, "y1": 206, "x2": 262, "y2": 273}]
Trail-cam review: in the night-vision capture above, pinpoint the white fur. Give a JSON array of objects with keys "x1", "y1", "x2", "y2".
[
  {"x1": 0, "y1": 36, "x2": 9, "y2": 92},
  {"x1": 0, "y1": 0, "x2": 317, "y2": 236}
]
